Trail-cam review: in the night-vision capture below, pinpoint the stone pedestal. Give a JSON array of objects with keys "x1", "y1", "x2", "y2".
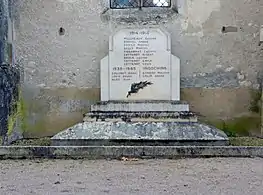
[{"x1": 51, "y1": 101, "x2": 229, "y2": 146}]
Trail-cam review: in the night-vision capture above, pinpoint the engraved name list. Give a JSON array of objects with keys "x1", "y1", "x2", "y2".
[{"x1": 111, "y1": 29, "x2": 170, "y2": 82}]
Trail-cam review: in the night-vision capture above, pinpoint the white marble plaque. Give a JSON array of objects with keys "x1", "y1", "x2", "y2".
[{"x1": 101, "y1": 28, "x2": 180, "y2": 101}]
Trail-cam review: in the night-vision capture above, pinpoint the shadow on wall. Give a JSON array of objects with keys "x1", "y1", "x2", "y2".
[
  {"x1": 0, "y1": 64, "x2": 21, "y2": 144},
  {"x1": 0, "y1": 0, "x2": 22, "y2": 145}
]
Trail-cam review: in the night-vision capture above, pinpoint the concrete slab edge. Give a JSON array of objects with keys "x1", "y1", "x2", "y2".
[{"x1": 0, "y1": 146, "x2": 263, "y2": 159}]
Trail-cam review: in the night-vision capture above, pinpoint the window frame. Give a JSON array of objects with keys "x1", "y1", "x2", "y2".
[{"x1": 109, "y1": 0, "x2": 172, "y2": 9}]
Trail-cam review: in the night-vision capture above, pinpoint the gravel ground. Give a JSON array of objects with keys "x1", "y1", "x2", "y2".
[{"x1": 0, "y1": 158, "x2": 263, "y2": 195}]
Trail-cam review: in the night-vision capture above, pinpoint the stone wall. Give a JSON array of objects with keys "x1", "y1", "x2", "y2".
[
  {"x1": 0, "y1": 0, "x2": 22, "y2": 144},
  {"x1": 12, "y1": 0, "x2": 263, "y2": 137}
]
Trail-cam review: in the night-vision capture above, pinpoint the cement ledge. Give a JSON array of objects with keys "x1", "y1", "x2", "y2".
[{"x1": 1, "y1": 146, "x2": 263, "y2": 159}]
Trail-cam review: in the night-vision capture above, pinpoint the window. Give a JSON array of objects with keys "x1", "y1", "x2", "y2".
[{"x1": 110, "y1": 0, "x2": 171, "y2": 9}]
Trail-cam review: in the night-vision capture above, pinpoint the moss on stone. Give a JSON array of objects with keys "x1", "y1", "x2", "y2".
[
  {"x1": 249, "y1": 88, "x2": 262, "y2": 114},
  {"x1": 7, "y1": 89, "x2": 28, "y2": 136},
  {"x1": 4, "y1": 137, "x2": 263, "y2": 146},
  {"x1": 201, "y1": 115, "x2": 261, "y2": 137},
  {"x1": 10, "y1": 137, "x2": 51, "y2": 146},
  {"x1": 229, "y1": 137, "x2": 263, "y2": 146},
  {"x1": 23, "y1": 120, "x2": 47, "y2": 137}
]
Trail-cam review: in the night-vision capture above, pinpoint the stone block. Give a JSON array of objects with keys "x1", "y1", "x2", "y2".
[
  {"x1": 91, "y1": 101, "x2": 189, "y2": 112},
  {"x1": 51, "y1": 121, "x2": 229, "y2": 146}
]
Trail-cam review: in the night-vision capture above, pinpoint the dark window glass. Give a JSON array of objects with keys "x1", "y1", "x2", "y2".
[
  {"x1": 110, "y1": 0, "x2": 140, "y2": 9},
  {"x1": 143, "y1": 0, "x2": 171, "y2": 7},
  {"x1": 110, "y1": 0, "x2": 171, "y2": 9}
]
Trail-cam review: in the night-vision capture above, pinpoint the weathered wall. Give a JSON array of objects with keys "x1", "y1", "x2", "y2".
[
  {"x1": 13, "y1": 0, "x2": 263, "y2": 137},
  {"x1": 0, "y1": 0, "x2": 22, "y2": 145}
]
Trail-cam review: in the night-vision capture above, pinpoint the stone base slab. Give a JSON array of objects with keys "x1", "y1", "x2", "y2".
[
  {"x1": 51, "y1": 121, "x2": 228, "y2": 146},
  {"x1": 91, "y1": 101, "x2": 189, "y2": 112},
  {"x1": 51, "y1": 139, "x2": 227, "y2": 146}
]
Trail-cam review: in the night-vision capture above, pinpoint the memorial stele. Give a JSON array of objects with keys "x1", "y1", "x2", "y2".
[
  {"x1": 51, "y1": 28, "x2": 229, "y2": 147},
  {"x1": 101, "y1": 28, "x2": 180, "y2": 101}
]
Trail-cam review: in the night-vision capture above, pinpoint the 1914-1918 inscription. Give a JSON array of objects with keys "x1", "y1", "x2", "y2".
[{"x1": 109, "y1": 28, "x2": 171, "y2": 100}]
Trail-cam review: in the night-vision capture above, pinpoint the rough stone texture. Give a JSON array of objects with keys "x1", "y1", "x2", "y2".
[
  {"x1": 91, "y1": 101, "x2": 189, "y2": 112},
  {"x1": 260, "y1": 25, "x2": 263, "y2": 44},
  {"x1": 87, "y1": 100, "x2": 194, "y2": 122},
  {"x1": 16, "y1": 0, "x2": 263, "y2": 87},
  {"x1": 1, "y1": 158, "x2": 263, "y2": 195},
  {"x1": 0, "y1": 65, "x2": 22, "y2": 144},
  {"x1": 11, "y1": 87, "x2": 258, "y2": 138},
  {"x1": 181, "y1": 88, "x2": 258, "y2": 119},
  {"x1": 181, "y1": 69, "x2": 240, "y2": 88},
  {"x1": 50, "y1": 121, "x2": 228, "y2": 146},
  {"x1": 85, "y1": 111, "x2": 197, "y2": 122},
  {"x1": 0, "y1": 0, "x2": 22, "y2": 144},
  {"x1": 261, "y1": 79, "x2": 263, "y2": 136},
  {"x1": 13, "y1": 0, "x2": 263, "y2": 136},
  {"x1": 1, "y1": 146, "x2": 263, "y2": 159}
]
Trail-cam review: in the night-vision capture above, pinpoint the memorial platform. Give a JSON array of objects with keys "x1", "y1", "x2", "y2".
[{"x1": 51, "y1": 28, "x2": 228, "y2": 146}]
